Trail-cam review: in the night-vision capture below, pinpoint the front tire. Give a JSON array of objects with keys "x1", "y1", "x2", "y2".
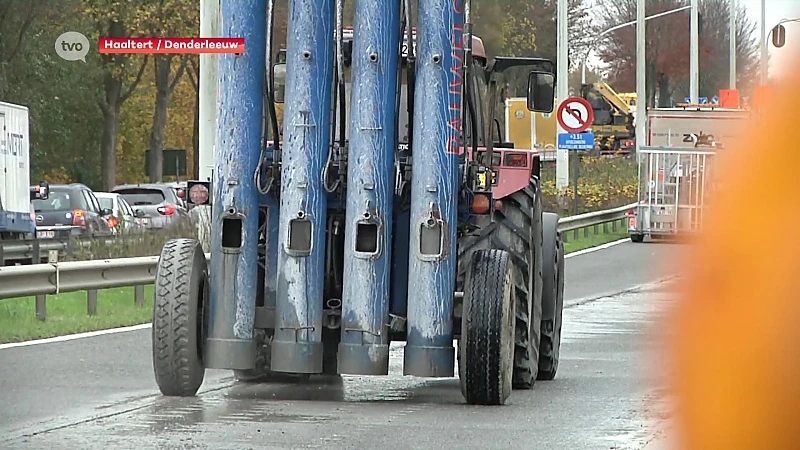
[
  {"x1": 152, "y1": 238, "x2": 208, "y2": 397},
  {"x1": 460, "y1": 249, "x2": 516, "y2": 406},
  {"x1": 457, "y1": 182, "x2": 544, "y2": 390}
]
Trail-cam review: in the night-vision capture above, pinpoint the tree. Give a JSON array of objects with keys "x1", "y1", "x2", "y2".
[
  {"x1": 139, "y1": 0, "x2": 197, "y2": 182},
  {"x1": 186, "y1": 56, "x2": 200, "y2": 179},
  {"x1": 1, "y1": 1, "x2": 105, "y2": 187},
  {"x1": 593, "y1": 0, "x2": 759, "y2": 107},
  {"x1": 0, "y1": 0, "x2": 39, "y2": 87},
  {"x1": 85, "y1": 1, "x2": 150, "y2": 190}
]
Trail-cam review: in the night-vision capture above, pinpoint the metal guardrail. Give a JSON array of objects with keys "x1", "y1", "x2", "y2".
[
  {"x1": 558, "y1": 202, "x2": 637, "y2": 239},
  {"x1": 0, "y1": 205, "x2": 638, "y2": 319}
]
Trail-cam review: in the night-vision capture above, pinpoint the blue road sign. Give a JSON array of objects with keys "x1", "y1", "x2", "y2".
[
  {"x1": 558, "y1": 132, "x2": 595, "y2": 150},
  {"x1": 684, "y1": 96, "x2": 710, "y2": 104}
]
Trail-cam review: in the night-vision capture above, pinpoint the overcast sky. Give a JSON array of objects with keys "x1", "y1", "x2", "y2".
[{"x1": 740, "y1": 0, "x2": 800, "y2": 78}]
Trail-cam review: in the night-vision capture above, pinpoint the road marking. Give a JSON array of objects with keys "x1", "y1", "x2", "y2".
[
  {"x1": 565, "y1": 237, "x2": 629, "y2": 258},
  {"x1": 0, "y1": 238, "x2": 633, "y2": 350},
  {"x1": 0, "y1": 323, "x2": 152, "y2": 350}
]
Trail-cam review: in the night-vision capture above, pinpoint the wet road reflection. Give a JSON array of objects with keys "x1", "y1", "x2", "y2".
[{"x1": 5, "y1": 285, "x2": 674, "y2": 450}]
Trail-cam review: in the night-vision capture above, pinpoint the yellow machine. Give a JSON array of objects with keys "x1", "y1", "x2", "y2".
[
  {"x1": 617, "y1": 92, "x2": 637, "y2": 108},
  {"x1": 579, "y1": 82, "x2": 635, "y2": 154},
  {"x1": 504, "y1": 97, "x2": 557, "y2": 160}
]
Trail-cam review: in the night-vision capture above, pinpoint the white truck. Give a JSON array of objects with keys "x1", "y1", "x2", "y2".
[
  {"x1": 628, "y1": 105, "x2": 750, "y2": 242},
  {"x1": 0, "y1": 101, "x2": 48, "y2": 242},
  {"x1": 646, "y1": 106, "x2": 751, "y2": 147}
]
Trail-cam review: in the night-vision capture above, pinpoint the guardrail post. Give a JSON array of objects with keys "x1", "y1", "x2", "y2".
[
  {"x1": 32, "y1": 239, "x2": 41, "y2": 264},
  {"x1": 134, "y1": 285, "x2": 144, "y2": 307},
  {"x1": 612, "y1": 219, "x2": 618, "y2": 232},
  {"x1": 35, "y1": 294, "x2": 46, "y2": 321},
  {"x1": 87, "y1": 289, "x2": 98, "y2": 315}
]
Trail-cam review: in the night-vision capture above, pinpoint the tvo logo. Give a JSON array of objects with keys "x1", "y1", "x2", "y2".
[{"x1": 55, "y1": 31, "x2": 90, "y2": 62}]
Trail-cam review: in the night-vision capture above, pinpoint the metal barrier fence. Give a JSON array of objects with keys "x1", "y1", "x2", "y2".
[{"x1": 0, "y1": 203, "x2": 635, "y2": 320}]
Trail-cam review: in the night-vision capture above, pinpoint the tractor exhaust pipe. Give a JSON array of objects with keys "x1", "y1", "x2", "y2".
[
  {"x1": 204, "y1": 0, "x2": 266, "y2": 370},
  {"x1": 271, "y1": 0, "x2": 336, "y2": 373},
  {"x1": 337, "y1": 0, "x2": 402, "y2": 376},
  {"x1": 403, "y1": 0, "x2": 466, "y2": 377}
]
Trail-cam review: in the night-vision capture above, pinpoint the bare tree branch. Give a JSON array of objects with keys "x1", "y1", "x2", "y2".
[
  {"x1": 168, "y1": 55, "x2": 190, "y2": 92},
  {"x1": 120, "y1": 55, "x2": 149, "y2": 103}
]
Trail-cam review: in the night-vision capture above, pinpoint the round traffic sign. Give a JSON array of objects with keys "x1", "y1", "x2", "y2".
[{"x1": 556, "y1": 96, "x2": 594, "y2": 133}]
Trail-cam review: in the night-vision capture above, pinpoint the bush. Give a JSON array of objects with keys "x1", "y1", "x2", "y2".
[{"x1": 540, "y1": 155, "x2": 638, "y2": 216}]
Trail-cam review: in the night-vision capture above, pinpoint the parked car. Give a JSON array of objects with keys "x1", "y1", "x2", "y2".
[
  {"x1": 30, "y1": 183, "x2": 114, "y2": 239},
  {"x1": 94, "y1": 192, "x2": 146, "y2": 235},
  {"x1": 111, "y1": 183, "x2": 190, "y2": 230}
]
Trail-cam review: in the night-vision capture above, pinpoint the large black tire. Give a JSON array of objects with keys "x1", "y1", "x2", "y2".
[
  {"x1": 538, "y1": 213, "x2": 565, "y2": 380},
  {"x1": 460, "y1": 249, "x2": 516, "y2": 405},
  {"x1": 152, "y1": 238, "x2": 208, "y2": 397},
  {"x1": 630, "y1": 233, "x2": 645, "y2": 243},
  {"x1": 457, "y1": 182, "x2": 544, "y2": 389}
]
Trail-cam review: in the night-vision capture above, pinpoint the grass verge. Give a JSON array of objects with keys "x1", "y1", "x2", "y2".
[
  {"x1": 563, "y1": 227, "x2": 629, "y2": 254},
  {"x1": 0, "y1": 286, "x2": 154, "y2": 344},
  {"x1": 1, "y1": 221, "x2": 630, "y2": 344}
]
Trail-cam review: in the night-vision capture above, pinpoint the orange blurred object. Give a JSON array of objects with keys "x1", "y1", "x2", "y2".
[
  {"x1": 670, "y1": 60, "x2": 800, "y2": 448},
  {"x1": 752, "y1": 84, "x2": 773, "y2": 110},
  {"x1": 718, "y1": 88, "x2": 739, "y2": 108}
]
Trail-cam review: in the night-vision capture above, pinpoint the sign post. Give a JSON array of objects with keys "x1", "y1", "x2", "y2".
[{"x1": 556, "y1": 96, "x2": 595, "y2": 216}]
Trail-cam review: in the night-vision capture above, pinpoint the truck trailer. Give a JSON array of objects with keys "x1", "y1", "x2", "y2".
[
  {"x1": 0, "y1": 101, "x2": 48, "y2": 242},
  {"x1": 627, "y1": 105, "x2": 751, "y2": 241}
]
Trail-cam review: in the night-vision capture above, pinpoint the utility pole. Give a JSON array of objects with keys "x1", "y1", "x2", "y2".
[
  {"x1": 729, "y1": 0, "x2": 736, "y2": 89},
  {"x1": 635, "y1": 0, "x2": 646, "y2": 152},
  {"x1": 690, "y1": 0, "x2": 699, "y2": 103},
  {"x1": 555, "y1": 0, "x2": 569, "y2": 191}
]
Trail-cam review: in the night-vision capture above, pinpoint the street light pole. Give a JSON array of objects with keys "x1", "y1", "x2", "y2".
[
  {"x1": 580, "y1": 5, "x2": 692, "y2": 85},
  {"x1": 760, "y1": 0, "x2": 767, "y2": 84},
  {"x1": 729, "y1": 0, "x2": 736, "y2": 89},
  {"x1": 635, "y1": 0, "x2": 646, "y2": 151},
  {"x1": 762, "y1": 17, "x2": 800, "y2": 81},
  {"x1": 689, "y1": 0, "x2": 699, "y2": 103}
]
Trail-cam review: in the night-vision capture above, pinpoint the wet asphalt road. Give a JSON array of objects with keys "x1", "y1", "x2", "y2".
[{"x1": 0, "y1": 240, "x2": 684, "y2": 449}]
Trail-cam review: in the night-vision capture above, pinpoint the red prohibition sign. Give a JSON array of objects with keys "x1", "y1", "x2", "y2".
[{"x1": 557, "y1": 96, "x2": 594, "y2": 134}]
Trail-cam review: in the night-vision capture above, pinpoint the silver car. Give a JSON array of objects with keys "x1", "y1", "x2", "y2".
[
  {"x1": 111, "y1": 183, "x2": 190, "y2": 230},
  {"x1": 94, "y1": 192, "x2": 146, "y2": 235}
]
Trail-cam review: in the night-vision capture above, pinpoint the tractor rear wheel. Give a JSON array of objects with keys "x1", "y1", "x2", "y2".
[
  {"x1": 457, "y1": 182, "x2": 544, "y2": 389},
  {"x1": 538, "y1": 213, "x2": 565, "y2": 380},
  {"x1": 460, "y1": 249, "x2": 516, "y2": 405},
  {"x1": 152, "y1": 239, "x2": 208, "y2": 397}
]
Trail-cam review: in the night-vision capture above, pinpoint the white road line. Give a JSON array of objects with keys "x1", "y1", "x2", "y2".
[
  {"x1": 0, "y1": 237, "x2": 633, "y2": 350},
  {"x1": 565, "y1": 237, "x2": 630, "y2": 259},
  {"x1": 0, "y1": 323, "x2": 152, "y2": 350}
]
